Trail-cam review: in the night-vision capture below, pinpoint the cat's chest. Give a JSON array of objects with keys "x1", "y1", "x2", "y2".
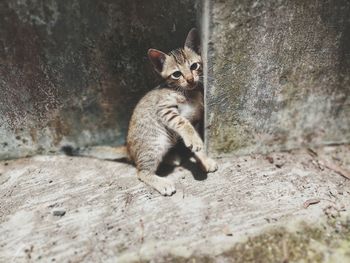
[{"x1": 178, "y1": 93, "x2": 203, "y2": 122}]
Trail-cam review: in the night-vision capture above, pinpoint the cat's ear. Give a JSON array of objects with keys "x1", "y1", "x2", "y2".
[
  {"x1": 148, "y1": 49, "x2": 167, "y2": 73},
  {"x1": 184, "y1": 28, "x2": 200, "y2": 54}
]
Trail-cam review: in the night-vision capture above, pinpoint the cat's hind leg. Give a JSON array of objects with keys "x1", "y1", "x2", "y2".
[{"x1": 134, "y1": 134, "x2": 177, "y2": 196}]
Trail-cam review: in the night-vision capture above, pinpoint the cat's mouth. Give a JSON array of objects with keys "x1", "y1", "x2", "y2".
[{"x1": 186, "y1": 82, "x2": 199, "y2": 90}]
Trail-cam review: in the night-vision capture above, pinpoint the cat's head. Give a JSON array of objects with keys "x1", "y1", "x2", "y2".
[{"x1": 148, "y1": 28, "x2": 202, "y2": 91}]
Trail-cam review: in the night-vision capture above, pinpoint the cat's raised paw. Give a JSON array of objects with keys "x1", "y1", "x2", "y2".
[{"x1": 184, "y1": 134, "x2": 203, "y2": 152}]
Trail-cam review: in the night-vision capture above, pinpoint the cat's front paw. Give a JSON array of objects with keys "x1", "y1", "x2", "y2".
[
  {"x1": 184, "y1": 134, "x2": 203, "y2": 152},
  {"x1": 202, "y1": 158, "x2": 218, "y2": 173}
]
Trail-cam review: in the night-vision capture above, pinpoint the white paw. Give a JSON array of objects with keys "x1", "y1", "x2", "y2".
[
  {"x1": 184, "y1": 134, "x2": 203, "y2": 152},
  {"x1": 203, "y1": 158, "x2": 218, "y2": 173},
  {"x1": 153, "y1": 177, "x2": 176, "y2": 196}
]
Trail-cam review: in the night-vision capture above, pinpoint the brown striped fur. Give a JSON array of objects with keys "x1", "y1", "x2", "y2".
[
  {"x1": 64, "y1": 29, "x2": 218, "y2": 196},
  {"x1": 127, "y1": 28, "x2": 217, "y2": 195}
]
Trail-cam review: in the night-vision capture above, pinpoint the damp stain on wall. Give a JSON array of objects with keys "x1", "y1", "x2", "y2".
[{"x1": 0, "y1": 0, "x2": 197, "y2": 160}]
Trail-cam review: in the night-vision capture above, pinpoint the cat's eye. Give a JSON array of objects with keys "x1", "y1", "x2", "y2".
[
  {"x1": 190, "y1": 63, "x2": 200, "y2": 71},
  {"x1": 171, "y1": 71, "x2": 182, "y2": 79}
]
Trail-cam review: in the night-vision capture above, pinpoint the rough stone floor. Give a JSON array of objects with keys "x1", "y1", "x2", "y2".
[{"x1": 1, "y1": 145, "x2": 350, "y2": 262}]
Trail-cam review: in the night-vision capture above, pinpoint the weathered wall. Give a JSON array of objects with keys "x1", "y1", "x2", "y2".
[
  {"x1": 0, "y1": 0, "x2": 197, "y2": 160},
  {"x1": 1, "y1": 0, "x2": 349, "y2": 160},
  {"x1": 205, "y1": 0, "x2": 350, "y2": 156}
]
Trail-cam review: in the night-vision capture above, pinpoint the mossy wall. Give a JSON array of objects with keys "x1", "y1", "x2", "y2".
[
  {"x1": 0, "y1": 0, "x2": 197, "y2": 159},
  {"x1": 205, "y1": 0, "x2": 350, "y2": 156}
]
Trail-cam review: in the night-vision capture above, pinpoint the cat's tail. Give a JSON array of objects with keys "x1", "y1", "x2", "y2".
[{"x1": 61, "y1": 145, "x2": 129, "y2": 161}]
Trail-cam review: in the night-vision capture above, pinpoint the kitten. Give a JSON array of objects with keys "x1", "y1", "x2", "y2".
[{"x1": 63, "y1": 28, "x2": 218, "y2": 196}]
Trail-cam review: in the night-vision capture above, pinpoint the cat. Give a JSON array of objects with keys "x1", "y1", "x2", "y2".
[{"x1": 63, "y1": 28, "x2": 218, "y2": 196}]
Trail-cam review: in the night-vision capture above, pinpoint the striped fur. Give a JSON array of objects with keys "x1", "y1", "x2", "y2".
[{"x1": 127, "y1": 28, "x2": 218, "y2": 196}]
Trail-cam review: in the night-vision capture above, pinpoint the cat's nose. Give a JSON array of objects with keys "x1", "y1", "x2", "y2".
[{"x1": 186, "y1": 77, "x2": 194, "y2": 84}]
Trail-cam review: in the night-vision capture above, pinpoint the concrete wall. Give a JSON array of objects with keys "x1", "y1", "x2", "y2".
[
  {"x1": 205, "y1": 0, "x2": 350, "y2": 156},
  {"x1": 0, "y1": 0, "x2": 197, "y2": 159},
  {"x1": 1, "y1": 0, "x2": 349, "y2": 160}
]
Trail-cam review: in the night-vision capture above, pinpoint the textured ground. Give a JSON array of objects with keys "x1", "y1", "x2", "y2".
[{"x1": 0, "y1": 145, "x2": 350, "y2": 262}]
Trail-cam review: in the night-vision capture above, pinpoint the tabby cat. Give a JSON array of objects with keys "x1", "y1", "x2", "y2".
[{"x1": 64, "y1": 28, "x2": 218, "y2": 196}]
